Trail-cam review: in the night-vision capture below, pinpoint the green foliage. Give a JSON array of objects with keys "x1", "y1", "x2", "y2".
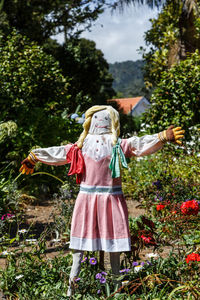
[
  {"x1": 0, "y1": 30, "x2": 70, "y2": 121},
  {"x1": 141, "y1": 0, "x2": 200, "y2": 87},
  {"x1": 0, "y1": 169, "x2": 20, "y2": 217},
  {"x1": 1, "y1": 248, "x2": 200, "y2": 299},
  {"x1": 0, "y1": 149, "x2": 200, "y2": 299},
  {"x1": 141, "y1": 1, "x2": 181, "y2": 87},
  {"x1": 122, "y1": 146, "x2": 200, "y2": 253},
  {"x1": 0, "y1": 28, "x2": 116, "y2": 196},
  {"x1": 0, "y1": 253, "x2": 73, "y2": 299},
  {"x1": 110, "y1": 0, "x2": 164, "y2": 10},
  {"x1": 123, "y1": 147, "x2": 200, "y2": 204},
  {"x1": 120, "y1": 114, "x2": 142, "y2": 137},
  {"x1": 0, "y1": 164, "x2": 21, "y2": 237},
  {"x1": 0, "y1": 0, "x2": 115, "y2": 116},
  {"x1": 50, "y1": 181, "x2": 79, "y2": 241},
  {"x1": 0, "y1": 121, "x2": 17, "y2": 143},
  {"x1": 0, "y1": 0, "x2": 105, "y2": 44},
  {"x1": 0, "y1": 30, "x2": 83, "y2": 194},
  {"x1": 0, "y1": 179, "x2": 20, "y2": 217},
  {"x1": 109, "y1": 60, "x2": 146, "y2": 98},
  {"x1": 45, "y1": 38, "x2": 115, "y2": 111},
  {"x1": 142, "y1": 51, "x2": 200, "y2": 135}
]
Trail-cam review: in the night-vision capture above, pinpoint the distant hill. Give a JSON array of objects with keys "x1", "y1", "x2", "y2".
[{"x1": 109, "y1": 60, "x2": 146, "y2": 98}]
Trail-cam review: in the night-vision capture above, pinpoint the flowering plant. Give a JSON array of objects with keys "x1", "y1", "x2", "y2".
[
  {"x1": 89, "y1": 257, "x2": 97, "y2": 265},
  {"x1": 141, "y1": 235, "x2": 155, "y2": 244},
  {"x1": 156, "y1": 204, "x2": 165, "y2": 211},
  {"x1": 1, "y1": 213, "x2": 14, "y2": 220},
  {"x1": 81, "y1": 257, "x2": 88, "y2": 263},
  {"x1": 180, "y1": 200, "x2": 199, "y2": 216},
  {"x1": 185, "y1": 253, "x2": 200, "y2": 264}
]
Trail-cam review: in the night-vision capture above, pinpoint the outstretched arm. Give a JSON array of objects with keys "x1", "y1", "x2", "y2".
[
  {"x1": 32, "y1": 145, "x2": 70, "y2": 165},
  {"x1": 20, "y1": 145, "x2": 72, "y2": 175},
  {"x1": 124, "y1": 126, "x2": 184, "y2": 157}
]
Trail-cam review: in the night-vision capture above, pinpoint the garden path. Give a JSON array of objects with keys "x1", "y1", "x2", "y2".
[{"x1": 0, "y1": 199, "x2": 170, "y2": 271}]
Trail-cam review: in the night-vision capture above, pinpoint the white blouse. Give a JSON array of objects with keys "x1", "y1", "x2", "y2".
[{"x1": 32, "y1": 133, "x2": 163, "y2": 164}]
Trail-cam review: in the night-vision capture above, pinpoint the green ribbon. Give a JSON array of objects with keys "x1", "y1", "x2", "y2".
[{"x1": 109, "y1": 138, "x2": 128, "y2": 178}]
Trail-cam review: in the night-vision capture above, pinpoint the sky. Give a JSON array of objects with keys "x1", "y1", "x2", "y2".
[{"x1": 55, "y1": 4, "x2": 159, "y2": 64}]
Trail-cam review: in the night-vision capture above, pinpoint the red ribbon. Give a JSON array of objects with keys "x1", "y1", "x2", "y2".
[{"x1": 66, "y1": 144, "x2": 85, "y2": 184}]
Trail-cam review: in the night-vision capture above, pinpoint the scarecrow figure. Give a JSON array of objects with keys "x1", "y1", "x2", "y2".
[{"x1": 20, "y1": 105, "x2": 184, "y2": 295}]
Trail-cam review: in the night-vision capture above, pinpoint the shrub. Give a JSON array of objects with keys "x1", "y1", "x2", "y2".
[
  {"x1": 0, "y1": 30, "x2": 83, "y2": 195},
  {"x1": 143, "y1": 51, "x2": 200, "y2": 140}
]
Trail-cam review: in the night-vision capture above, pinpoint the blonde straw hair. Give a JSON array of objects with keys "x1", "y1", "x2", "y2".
[{"x1": 77, "y1": 105, "x2": 120, "y2": 149}]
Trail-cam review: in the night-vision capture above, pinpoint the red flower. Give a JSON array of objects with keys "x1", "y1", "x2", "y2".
[
  {"x1": 141, "y1": 235, "x2": 153, "y2": 244},
  {"x1": 186, "y1": 253, "x2": 200, "y2": 264},
  {"x1": 1, "y1": 213, "x2": 14, "y2": 220},
  {"x1": 180, "y1": 200, "x2": 199, "y2": 216},
  {"x1": 156, "y1": 204, "x2": 165, "y2": 211}
]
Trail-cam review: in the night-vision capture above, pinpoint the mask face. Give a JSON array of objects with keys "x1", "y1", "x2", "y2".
[{"x1": 89, "y1": 110, "x2": 111, "y2": 135}]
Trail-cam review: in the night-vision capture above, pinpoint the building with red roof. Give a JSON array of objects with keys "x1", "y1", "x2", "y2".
[{"x1": 107, "y1": 96, "x2": 151, "y2": 116}]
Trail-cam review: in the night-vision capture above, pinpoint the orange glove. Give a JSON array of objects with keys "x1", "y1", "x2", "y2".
[
  {"x1": 19, "y1": 152, "x2": 38, "y2": 175},
  {"x1": 172, "y1": 127, "x2": 185, "y2": 145},
  {"x1": 158, "y1": 126, "x2": 185, "y2": 145}
]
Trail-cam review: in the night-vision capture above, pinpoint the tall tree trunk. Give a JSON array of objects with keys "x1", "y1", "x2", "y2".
[{"x1": 168, "y1": 2, "x2": 200, "y2": 67}]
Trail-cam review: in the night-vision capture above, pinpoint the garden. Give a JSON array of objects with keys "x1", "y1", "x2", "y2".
[
  {"x1": 1, "y1": 0, "x2": 200, "y2": 299},
  {"x1": 0, "y1": 137, "x2": 200, "y2": 299}
]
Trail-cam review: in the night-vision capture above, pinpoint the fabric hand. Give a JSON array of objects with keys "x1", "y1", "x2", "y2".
[
  {"x1": 19, "y1": 152, "x2": 38, "y2": 175},
  {"x1": 158, "y1": 125, "x2": 185, "y2": 145},
  {"x1": 171, "y1": 126, "x2": 185, "y2": 144}
]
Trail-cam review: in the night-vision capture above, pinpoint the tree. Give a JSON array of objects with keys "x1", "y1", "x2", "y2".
[
  {"x1": 0, "y1": 1, "x2": 115, "y2": 111},
  {"x1": 0, "y1": 30, "x2": 116, "y2": 194},
  {"x1": 111, "y1": 0, "x2": 163, "y2": 9},
  {"x1": 109, "y1": 60, "x2": 146, "y2": 97},
  {"x1": 0, "y1": 30, "x2": 83, "y2": 164},
  {"x1": 0, "y1": 30, "x2": 85, "y2": 195},
  {"x1": 113, "y1": 0, "x2": 200, "y2": 86},
  {"x1": 141, "y1": 1, "x2": 184, "y2": 86},
  {"x1": 0, "y1": 0, "x2": 105, "y2": 44},
  {"x1": 43, "y1": 38, "x2": 115, "y2": 111},
  {"x1": 112, "y1": 0, "x2": 199, "y2": 12},
  {"x1": 142, "y1": 51, "x2": 200, "y2": 138},
  {"x1": 140, "y1": 0, "x2": 200, "y2": 87}
]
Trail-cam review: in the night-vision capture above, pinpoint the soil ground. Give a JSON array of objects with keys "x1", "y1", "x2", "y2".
[{"x1": 0, "y1": 199, "x2": 170, "y2": 271}]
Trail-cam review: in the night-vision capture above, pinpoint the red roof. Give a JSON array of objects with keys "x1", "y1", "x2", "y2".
[{"x1": 107, "y1": 97, "x2": 143, "y2": 114}]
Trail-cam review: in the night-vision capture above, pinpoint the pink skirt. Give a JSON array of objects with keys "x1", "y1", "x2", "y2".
[{"x1": 69, "y1": 185, "x2": 131, "y2": 252}]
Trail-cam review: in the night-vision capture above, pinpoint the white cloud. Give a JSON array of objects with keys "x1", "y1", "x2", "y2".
[{"x1": 55, "y1": 5, "x2": 159, "y2": 63}]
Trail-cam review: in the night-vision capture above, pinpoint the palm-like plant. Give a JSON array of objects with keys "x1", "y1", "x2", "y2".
[
  {"x1": 113, "y1": 0, "x2": 199, "y2": 12},
  {"x1": 113, "y1": 0, "x2": 200, "y2": 64},
  {"x1": 183, "y1": 0, "x2": 200, "y2": 15}
]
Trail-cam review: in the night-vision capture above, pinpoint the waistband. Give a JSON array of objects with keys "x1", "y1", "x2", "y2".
[{"x1": 79, "y1": 185, "x2": 123, "y2": 195}]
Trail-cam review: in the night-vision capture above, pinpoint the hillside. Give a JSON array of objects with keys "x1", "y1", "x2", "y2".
[{"x1": 109, "y1": 60, "x2": 146, "y2": 97}]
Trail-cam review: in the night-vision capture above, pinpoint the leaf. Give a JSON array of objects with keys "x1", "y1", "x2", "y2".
[
  {"x1": 168, "y1": 285, "x2": 189, "y2": 299},
  {"x1": 105, "y1": 282, "x2": 110, "y2": 297},
  {"x1": 9, "y1": 237, "x2": 16, "y2": 244}
]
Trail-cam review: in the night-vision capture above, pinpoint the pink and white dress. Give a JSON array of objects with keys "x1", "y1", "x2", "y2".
[{"x1": 32, "y1": 133, "x2": 162, "y2": 253}]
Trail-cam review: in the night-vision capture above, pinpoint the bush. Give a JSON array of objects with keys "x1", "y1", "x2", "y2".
[
  {"x1": 0, "y1": 30, "x2": 83, "y2": 195},
  {"x1": 143, "y1": 51, "x2": 200, "y2": 139},
  {"x1": 122, "y1": 147, "x2": 200, "y2": 206}
]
